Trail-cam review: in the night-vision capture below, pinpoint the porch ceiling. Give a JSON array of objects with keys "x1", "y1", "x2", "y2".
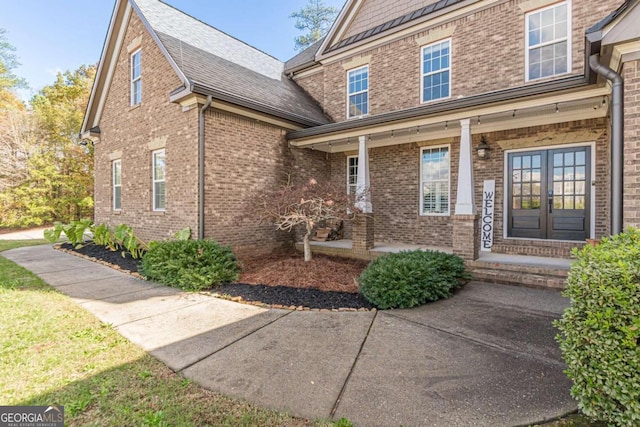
[{"x1": 289, "y1": 91, "x2": 609, "y2": 153}]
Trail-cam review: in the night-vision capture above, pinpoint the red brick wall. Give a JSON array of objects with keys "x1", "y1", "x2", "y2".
[
  {"x1": 623, "y1": 59, "x2": 640, "y2": 228},
  {"x1": 94, "y1": 12, "x2": 199, "y2": 242},
  {"x1": 296, "y1": 0, "x2": 620, "y2": 122},
  {"x1": 202, "y1": 109, "x2": 330, "y2": 253}
]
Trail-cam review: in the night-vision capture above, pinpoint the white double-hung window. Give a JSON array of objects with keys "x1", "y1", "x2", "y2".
[
  {"x1": 526, "y1": 2, "x2": 570, "y2": 80},
  {"x1": 347, "y1": 65, "x2": 369, "y2": 118},
  {"x1": 113, "y1": 159, "x2": 122, "y2": 211},
  {"x1": 131, "y1": 49, "x2": 142, "y2": 105},
  {"x1": 152, "y1": 149, "x2": 165, "y2": 211},
  {"x1": 421, "y1": 39, "x2": 451, "y2": 102},
  {"x1": 347, "y1": 155, "x2": 358, "y2": 195},
  {"x1": 420, "y1": 146, "x2": 450, "y2": 215}
]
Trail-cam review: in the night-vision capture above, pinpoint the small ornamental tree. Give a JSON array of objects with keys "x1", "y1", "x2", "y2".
[{"x1": 249, "y1": 176, "x2": 365, "y2": 262}]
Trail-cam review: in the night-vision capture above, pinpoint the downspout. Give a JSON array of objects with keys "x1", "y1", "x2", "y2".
[
  {"x1": 589, "y1": 55, "x2": 624, "y2": 235},
  {"x1": 198, "y1": 95, "x2": 213, "y2": 240}
]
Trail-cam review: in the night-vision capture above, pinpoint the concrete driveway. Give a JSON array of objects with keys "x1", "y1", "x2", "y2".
[{"x1": 3, "y1": 244, "x2": 574, "y2": 427}]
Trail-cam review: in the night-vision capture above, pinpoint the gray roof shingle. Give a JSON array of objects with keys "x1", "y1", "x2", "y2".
[
  {"x1": 284, "y1": 37, "x2": 326, "y2": 73},
  {"x1": 132, "y1": 0, "x2": 329, "y2": 126}
]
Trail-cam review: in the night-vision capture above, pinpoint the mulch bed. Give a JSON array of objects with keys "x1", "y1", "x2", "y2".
[{"x1": 58, "y1": 242, "x2": 375, "y2": 310}]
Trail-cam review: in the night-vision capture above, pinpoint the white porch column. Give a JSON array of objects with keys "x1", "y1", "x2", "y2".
[
  {"x1": 455, "y1": 118, "x2": 476, "y2": 215},
  {"x1": 355, "y1": 135, "x2": 372, "y2": 213}
]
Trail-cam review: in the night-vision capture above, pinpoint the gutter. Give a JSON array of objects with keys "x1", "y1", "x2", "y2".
[
  {"x1": 589, "y1": 55, "x2": 624, "y2": 235},
  {"x1": 198, "y1": 95, "x2": 213, "y2": 240}
]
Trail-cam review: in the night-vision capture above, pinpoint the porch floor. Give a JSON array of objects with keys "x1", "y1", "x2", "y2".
[{"x1": 308, "y1": 239, "x2": 453, "y2": 254}]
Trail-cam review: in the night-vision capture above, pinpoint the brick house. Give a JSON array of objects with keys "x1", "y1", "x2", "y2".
[{"x1": 81, "y1": 0, "x2": 640, "y2": 268}]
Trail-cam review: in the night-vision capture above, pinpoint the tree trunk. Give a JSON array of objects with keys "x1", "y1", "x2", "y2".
[{"x1": 303, "y1": 222, "x2": 313, "y2": 262}]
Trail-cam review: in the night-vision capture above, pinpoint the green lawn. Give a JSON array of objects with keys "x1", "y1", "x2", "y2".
[{"x1": 0, "y1": 240, "x2": 328, "y2": 426}]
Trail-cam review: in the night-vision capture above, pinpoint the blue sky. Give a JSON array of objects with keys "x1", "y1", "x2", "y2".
[{"x1": 1, "y1": 0, "x2": 345, "y2": 101}]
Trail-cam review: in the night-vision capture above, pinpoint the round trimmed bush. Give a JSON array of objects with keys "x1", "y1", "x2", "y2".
[
  {"x1": 141, "y1": 240, "x2": 239, "y2": 291},
  {"x1": 555, "y1": 228, "x2": 640, "y2": 426},
  {"x1": 358, "y1": 250, "x2": 469, "y2": 309}
]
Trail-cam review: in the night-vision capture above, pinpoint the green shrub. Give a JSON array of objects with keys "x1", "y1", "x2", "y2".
[
  {"x1": 140, "y1": 240, "x2": 239, "y2": 291},
  {"x1": 358, "y1": 250, "x2": 469, "y2": 309},
  {"x1": 555, "y1": 228, "x2": 640, "y2": 426},
  {"x1": 91, "y1": 223, "x2": 111, "y2": 247},
  {"x1": 44, "y1": 219, "x2": 93, "y2": 248}
]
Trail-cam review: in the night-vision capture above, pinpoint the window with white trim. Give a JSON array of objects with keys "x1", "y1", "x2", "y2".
[
  {"x1": 347, "y1": 155, "x2": 358, "y2": 194},
  {"x1": 131, "y1": 49, "x2": 142, "y2": 105},
  {"x1": 113, "y1": 159, "x2": 122, "y2": 211},
  {"x1": 152, "y1": 149, "x2": 165, "y2": 211},
  {"x1": 421, "y1": 39, "x2": 451, "y2": 103},
  {"x1": 420, "y1": 146, "x2": 450, "y2": 215},
  {"x1": 347, "y1": 65, "x2": 368, "y2": 118},
  {"x1": 526, "y1": 2, "x2": 570, "y2": 81}
]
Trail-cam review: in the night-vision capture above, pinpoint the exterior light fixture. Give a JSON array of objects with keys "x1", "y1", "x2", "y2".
[
  {"x1": 477, "y1": 135, "x2": 490, "y2": 160},
  {"x1": 555, "y1": 103, "x2": 559, "y2": 113},
  {"x1": 477, "y1": 116, "x2": 481, "y2": 125}
]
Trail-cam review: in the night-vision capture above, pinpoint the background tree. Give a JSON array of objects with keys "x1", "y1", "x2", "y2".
[
  {"x1": 247, "y1": 175, "x2": 364, "y2": 262},
  {"x1": 290, "y1": 0, "x2": 339, "y2": 51},
  {"x1": 0, "y1": 28, "x2": 27, "y2": 94},
  {"x1": 0, "y1": 65, "x2": 96, "y2": 227}
]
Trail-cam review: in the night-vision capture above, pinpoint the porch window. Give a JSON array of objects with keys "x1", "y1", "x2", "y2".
[
  {"x1": 421, "y1": 39, "x2": 450, "y2": 102},
  {"x1": 526, "y1": 2, "x2": 570, "y2": 81},
  {"x1": 152, "y1": 149, "x2": 165, "y2": 211},
  {"x1": 347, "y1": 65, "x2": 368, "y2": 118},
  {"x1": 347, "y1": 155, "x2": 358, "y2": 194},
  {"x1": 131, "y1": 49, "x2": 142, "y2": 105},
  {"x1": 112, "y1": 159, "x2": 122, "y2": 211},
  {"x1": 421, "y1": 146, "x2": 450, "y2": 215}
]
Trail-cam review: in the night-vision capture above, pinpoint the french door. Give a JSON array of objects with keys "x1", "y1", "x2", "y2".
[{"x1": 507, "y1": 146, "x2": 590, "y2": 241}]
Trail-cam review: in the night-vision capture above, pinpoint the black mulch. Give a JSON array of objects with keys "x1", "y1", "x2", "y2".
[{"x1": 59, "y1": 242, "x2": 375, "y2": 310}]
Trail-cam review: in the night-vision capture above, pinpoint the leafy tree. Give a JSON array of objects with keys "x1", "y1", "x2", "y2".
[
  {"x1": 290, "y1": 0, "x2": 339, "y2": 51},
  {"x1": 0, "y1": 65, "x2": 96, "y2": 227}
]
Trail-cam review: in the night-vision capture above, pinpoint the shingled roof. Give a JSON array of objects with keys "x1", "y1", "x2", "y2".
[
  {"x1": 284, "y1": 37, "x2": 326, "y2": 73},
  {"x1": 131, "y1": 0, "x2": 330, "y2": 126}
]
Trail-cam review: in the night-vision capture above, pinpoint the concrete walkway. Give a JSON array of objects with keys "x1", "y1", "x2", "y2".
[{"x1": 3, "y1": 245, "x2": 575, "y2": 427}]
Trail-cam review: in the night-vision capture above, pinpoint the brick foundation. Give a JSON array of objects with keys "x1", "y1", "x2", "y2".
[
  {"x1": 452, "y1": 214, "x2": 479, "y2": 261},
  {"x1": 353, "y1": 214, "x2": 375, "y2": 251}
]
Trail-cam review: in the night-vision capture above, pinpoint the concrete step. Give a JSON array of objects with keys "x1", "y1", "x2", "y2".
[{"x1": 469, "y1": 267, "x2": 567, "y2": 289}]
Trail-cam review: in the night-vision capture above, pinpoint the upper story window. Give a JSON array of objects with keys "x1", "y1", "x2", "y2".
[
  {"x1": 113, "y1": 159, "x2": 122, "y2": 211},
  {"x1": 347, "y1": 155, "x2": 358, "y2": 194},
  {"x1": 420, "y1": 145, "x2": 450, "y2": 215},
  {"x1": 131, "y1": 49, "x2": 142, "y2": 106},
  {"x1": 526, "y1": 2, "x2": 570, "y2": 81},
  {"x1": 152, "y1": 149, "x2": 165, "y2": 211},
  {"x1": 421, "y1": 39, "x2": 451, "y2": 103},
  {"x1": 347, "y1": 65, "x2": 369, "y2": 118}
]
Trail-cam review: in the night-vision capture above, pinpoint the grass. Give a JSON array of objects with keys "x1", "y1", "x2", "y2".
[{"x1": 0, "y1": 240, "x2": 333, "y2": 426}]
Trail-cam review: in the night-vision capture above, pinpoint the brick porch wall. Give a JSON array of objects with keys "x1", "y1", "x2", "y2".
[{"x1": 321, "y1": 118, "x2": 609, "y2": 259}]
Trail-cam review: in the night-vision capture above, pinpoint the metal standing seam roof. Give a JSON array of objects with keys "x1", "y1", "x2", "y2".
[
  {"x1": 131, "y1": 0, "x2": 330, "y2": 126},
  {"x1": 326, "y1": 0, "x2": 467, "y2": 53}
]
